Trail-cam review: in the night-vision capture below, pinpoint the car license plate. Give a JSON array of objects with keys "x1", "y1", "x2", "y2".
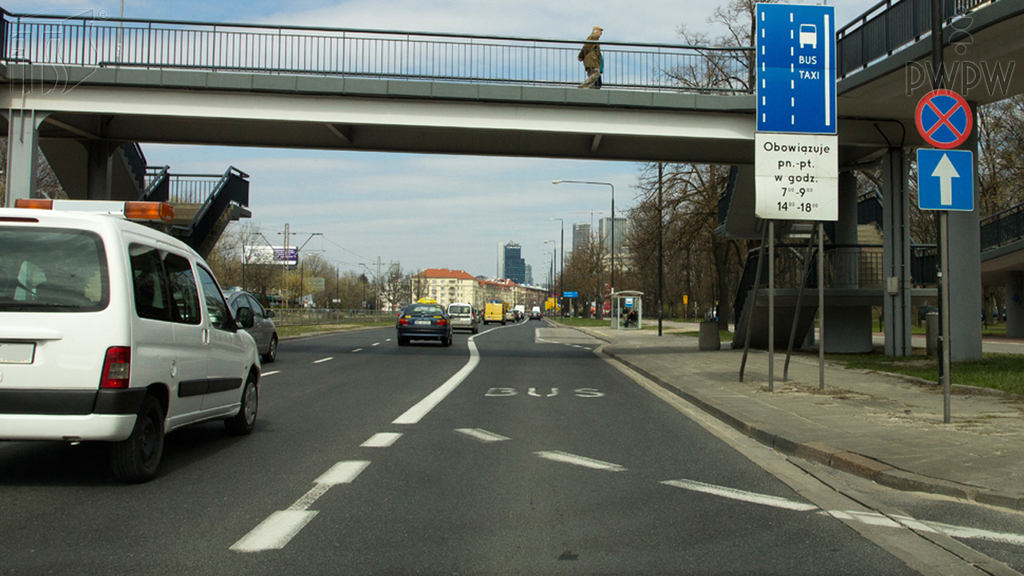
[
  {"x1": 0, "y1": 342, "x2": 35, "y2": 364},
  {"x1": 414, "y1": 320, "x2": 432, "y2": 325}
]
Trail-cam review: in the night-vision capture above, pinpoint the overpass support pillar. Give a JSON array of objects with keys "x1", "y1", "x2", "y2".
[
  {"x1": 1006, "y1": 272, "x2": 1024, "y2": 339},
  {"x1": 882, "y1": 147, "x2": 912, "y2": 356},
  {"x1": 4, "y1": 109, "x2": 50, "y2": 206},
  {"x1": 947, "y1": 113, "x2": 983, "y2": 361},
  {"x1": 86, "y1": 141, "x2": 116, "y2": 201},
  {"x1": 825, "y1": 171, "x2": 873, "y2": 353}
]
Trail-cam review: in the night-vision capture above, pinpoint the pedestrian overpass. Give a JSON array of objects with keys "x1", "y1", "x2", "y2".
[{"x1": 3, "y1": 0, "x2": 1024, "y2": 358}]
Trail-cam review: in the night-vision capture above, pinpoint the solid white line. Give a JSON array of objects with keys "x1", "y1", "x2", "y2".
[
  {"x1": 315, "y1": 461, "x2": 371, "y2": 486},
  {"x1": 392, "y1": 337, "x2": 480, "y2": 424},
  {"x1": 361, "y1": 433, "x2": 402, "y2": 448},
  {"x1": 662, "y1": 479, "x2": 817, "y2": 511},
  {"x1": 313, "y1": 357, "x2": 333, "y2": 364},
  {"x1": 926, "y1": 520, "x2": 1024, "y2": 546},
  {"x1": 535, "y1": 450, "x2": 626, "y2": 472},
  {"x1": 455, "y1": 428, "x2": 510, "y2": 443},
  {"x1": 262, "y1": 371, "x2": 280, "y2": 377},
  {"x1": 230, "y1": 510, "x2": 318, "y2": 552},
  {"x1": 352, "y1": 348, "x2": 363, "y2": 353}
]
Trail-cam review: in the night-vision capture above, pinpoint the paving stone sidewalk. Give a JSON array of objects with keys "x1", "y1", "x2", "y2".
[{"x1": 565, "y1": 322, "x2": 1024, "y2": 512}]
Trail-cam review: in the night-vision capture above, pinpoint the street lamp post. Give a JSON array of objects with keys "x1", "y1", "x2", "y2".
[
  {"x1": 544, "y1": 239, "x2": 557, "y2": 305},
  {"x1": 552, "y1": 180, "x2": 615, "y2": 296},
  {"x1": 549, "y1": 217, "x2": 564, "y2": 316}
]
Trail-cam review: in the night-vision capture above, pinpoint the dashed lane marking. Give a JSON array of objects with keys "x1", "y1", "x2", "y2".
[
  {"x1": 231, "y1": 461, "x2": 370, "y2": 553},
  {"x1": 262, "y1": 371, "x2": 280, "y2": 377},
  {"x1": 372, "y1": 342, "x2": 380, "y2": 346},
  {"x1": 455, "y1": 428, "x2": 510, "y2": 443},
  {"x1": 535, "y1": 450, "x2": 626, "y2": 472},
  {"x1": 361, "y1": 432, "x2": 403, "y2": 448},
  {"x1": 352, "y1": 348, "x2": 363, "y2": 353},
  {"x1": 313, "y1": 357, "x2": 333, "y2": 364}
]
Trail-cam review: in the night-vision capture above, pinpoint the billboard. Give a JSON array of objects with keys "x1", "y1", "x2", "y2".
[{"x1": 245, "y1": 245, "x2": 298, "y2": 267}]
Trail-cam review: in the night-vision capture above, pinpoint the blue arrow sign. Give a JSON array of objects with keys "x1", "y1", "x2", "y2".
[
  {"x1": 756, "y1": 4, "x2": 837, "y2": 134},
  {"x1": 917, "y1": 149, "x2": 974, "y2": 211}
]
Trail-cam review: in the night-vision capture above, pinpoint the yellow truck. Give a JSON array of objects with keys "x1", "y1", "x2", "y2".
[{"x1": 484, "y1": 302, "x2": 507, "y2": 325}]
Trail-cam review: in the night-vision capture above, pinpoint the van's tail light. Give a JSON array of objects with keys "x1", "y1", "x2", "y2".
[{"x1": 100, "y1": 347, "x2": 131, "y2": 389}]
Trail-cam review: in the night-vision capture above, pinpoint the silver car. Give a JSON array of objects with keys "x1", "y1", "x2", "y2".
[
  {"x1": 447, "y1": 303, "x2": 479, "y2": 334},
  {"x1": 225, "y1": 290, "x2": 279, "y2": 362}
]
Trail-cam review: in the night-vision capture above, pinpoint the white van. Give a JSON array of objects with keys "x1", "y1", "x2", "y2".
[{"x1": 0, "y1": 200, "x2": 260, "y2": 482}]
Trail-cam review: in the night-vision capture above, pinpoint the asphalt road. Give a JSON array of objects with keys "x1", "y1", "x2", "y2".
[{"x1": 1, "y1": 321, "x2": 1018, "y2": 575}]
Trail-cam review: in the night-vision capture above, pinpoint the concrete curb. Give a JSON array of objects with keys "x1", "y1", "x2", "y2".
[{"x1": 596, "y1": 346, "x2": 1024, "y2": 513}]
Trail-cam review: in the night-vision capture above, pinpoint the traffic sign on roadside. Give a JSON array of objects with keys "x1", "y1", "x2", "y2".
[
  {"x1": 756, "y1": 3, "x2": 836, "y2": 134},
  {"x1": 917, "y1": 149, "x2": 974, "y2": 211},
  {"x1": 563, "y1": 291, "x2": 578, "y2": 298},
  {"x1": 915, "y1": 90, "x2": 973, "y2": 149}
]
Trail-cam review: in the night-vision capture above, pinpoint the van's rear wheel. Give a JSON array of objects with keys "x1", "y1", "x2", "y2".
[
  {"x1": 225, "y1": 373, "x2": 258, "y2": 436},
  {"x1": 110, "y1": 394, "x2": 164, "y2": 483}
]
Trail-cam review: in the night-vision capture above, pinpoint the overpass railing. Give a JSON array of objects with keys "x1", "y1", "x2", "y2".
[
  {"x1": 981, "y1": 202, "x2": 1024, "y2": 251},
  {"x1": 837, "y1": 0, "x2": 1000, "y2": 78},
  {"x1": 0, "y1": 10, "x2": 753, "y2": 93}
]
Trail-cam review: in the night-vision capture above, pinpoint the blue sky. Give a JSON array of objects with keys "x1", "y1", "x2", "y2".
[{"x1": 18, "y1": 0, "x2": 878, "y2": 282}]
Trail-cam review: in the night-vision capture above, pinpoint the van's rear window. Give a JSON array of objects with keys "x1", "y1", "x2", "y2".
[{"x1": 0, "y1": 227, "x2": 109, "y2": 312}]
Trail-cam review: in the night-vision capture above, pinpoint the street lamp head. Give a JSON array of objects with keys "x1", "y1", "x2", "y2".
[{"x1": 552, "y1": 180, "x2": 562, "y2": 185}]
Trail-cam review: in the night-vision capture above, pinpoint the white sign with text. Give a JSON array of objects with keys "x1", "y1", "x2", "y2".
[{"x1": 754, "y1": 133, "x2": 838, "y2": 221}]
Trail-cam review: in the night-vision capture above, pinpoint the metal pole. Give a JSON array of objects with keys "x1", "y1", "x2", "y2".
[
  {"x1": 611, "y1": 184, "x2": 615, "y2": 296},
  {"x1": 768, "y1": 220, "x2": 775, "y2": 392},
  {"x1": 784, "y1": 228, "x2": 817, "y2": 380},
  {"x1": 658, "y1": 163, "x2": 664, "y2": 336},
  {"x1": 818, "y1": 222, "x2": 826, "y2": 390},
  {"x1": 941, "y1": 212, "x2": 952, "y2": 422},
  {"x1": 932, "y1": 0, "x2": 952, "y2": 422},
  {"x1": 740, "y1": 225, "x2": 770, "y2": 382}
]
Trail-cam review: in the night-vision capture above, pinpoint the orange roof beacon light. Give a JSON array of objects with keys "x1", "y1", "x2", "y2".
[{"x1": 14, "y1": 199, "x2": 175, "y2": 222}]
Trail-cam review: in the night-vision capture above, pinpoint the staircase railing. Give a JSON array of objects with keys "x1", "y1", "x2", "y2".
[
  {"x1": 120, "y1": 142, "x2": 148, "y2": 191},
  {"x1": 141, "y1": 166, "x2": 170, "y2": 201},
  {"x1": 178, "y1": 167, "x2": 250, "y2": 254}
]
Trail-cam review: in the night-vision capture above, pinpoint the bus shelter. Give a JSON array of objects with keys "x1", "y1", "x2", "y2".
[{"x1": 610, "y1": 291, "x2": 644, "y2": 330}]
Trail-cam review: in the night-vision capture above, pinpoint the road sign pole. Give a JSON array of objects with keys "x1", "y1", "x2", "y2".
[
  {"x1": 940, "y1": 211, "x2": 952, "y2": 422},
  {"x1": 932, "y1": 0, "x2": 952, "y2": 423},
  {"x1": 768, "y1": 220, "x2": 775, "y2": 392}
]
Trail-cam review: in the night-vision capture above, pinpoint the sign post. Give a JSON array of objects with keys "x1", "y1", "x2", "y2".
[
  {"x1": 916, "y1": 88, "x2": 974, "y2": 424},
  {"x1": 750, "y1": 3, "x2": 837, "y2": 390}
]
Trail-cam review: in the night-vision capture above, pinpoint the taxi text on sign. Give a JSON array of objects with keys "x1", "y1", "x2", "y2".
[{"x1": 754, "y1": 3, "x2": 839, "y2": 222}]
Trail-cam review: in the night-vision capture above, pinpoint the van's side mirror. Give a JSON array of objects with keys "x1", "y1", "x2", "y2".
[{"x1": 236, "y1": 306, "x2": 255, "y2": 329}]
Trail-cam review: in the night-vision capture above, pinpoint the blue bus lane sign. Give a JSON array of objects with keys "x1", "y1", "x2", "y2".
[{"x1": 756, "y1": 3, "x2": 836, "y2": 134}]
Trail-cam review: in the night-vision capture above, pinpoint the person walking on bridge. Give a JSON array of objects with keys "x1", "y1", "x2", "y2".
[{"x1": 578, "y1": 26, "x2": 603, "y2": 89}]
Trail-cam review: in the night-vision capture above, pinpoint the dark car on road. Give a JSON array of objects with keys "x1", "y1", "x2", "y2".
[
  {"x1": 225, "y1": 289, "x2": 279, "y2": 362},
  {"x1": 397, "y1": 300, "x2": 453, "y2": 346}
]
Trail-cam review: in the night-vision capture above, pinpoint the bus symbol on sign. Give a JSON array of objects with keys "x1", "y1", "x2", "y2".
[{"x1": 799, "y1": 24, "x2": 816, "y2": 49}]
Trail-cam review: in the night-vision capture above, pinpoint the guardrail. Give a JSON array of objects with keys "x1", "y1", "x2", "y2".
[
  {"x1": 272, "y1": 308, "x2": 395, "y2": 326},
  {"x1": 1, "y1": 10, "x2": 753, "y2": 93}
]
